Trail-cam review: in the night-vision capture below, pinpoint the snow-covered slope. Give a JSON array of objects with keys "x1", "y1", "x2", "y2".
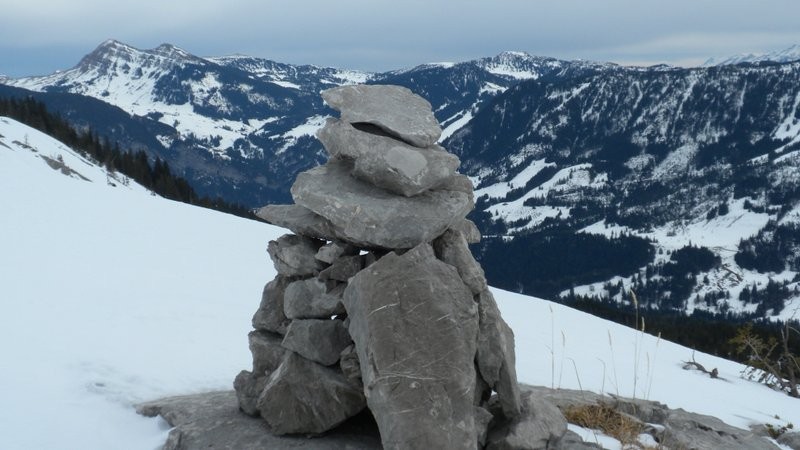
[
  {"x1": 1, "y1": 117, "x2": 799, "y2": 449},
  {"x1": 705, "y1": 44, "x2": 800, "y2": 66}
]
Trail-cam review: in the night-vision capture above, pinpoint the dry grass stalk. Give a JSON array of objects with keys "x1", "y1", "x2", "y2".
[{"x1": 564, "y1": 403, "x2": 654, "y2": 449}]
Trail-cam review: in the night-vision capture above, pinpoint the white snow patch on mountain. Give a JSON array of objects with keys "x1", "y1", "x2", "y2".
[
  {"x1": 475, "y1": 158, "x2": 555, "y2": 200},
  {"x1": 439, "y1": 109, "x2": 473, "y2": 142},
  {"x1": 269, "y1": 114, "x2": 329, "y2": 155}
]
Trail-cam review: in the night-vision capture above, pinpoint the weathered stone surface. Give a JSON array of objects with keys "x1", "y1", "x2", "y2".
[
  {"x1": 339, "y1": 344, "x2": 362, "y2": 386},
  {"x1": 281, "y1": 319, "x2": 352, "y2": 366},
  {"x1": 315, "y1": 240, "x2": 358, "y2": 264},
  {"x1": 476, "y1": 288, "x2": 522, "y2": 418},
  {"x1": 318, "y1": 118, "x2": 459, "y2": 197},
  {"x1": 257, "y1": 204, "x2": 339, "y2": 242},
  {"x1": 475, "y1": 406, "x2": 494, "y2": 448},
  {"x1": 267, "y1": 234, "x2": 324, "y2": 277},
  {"x1": 257, "y1": 352, "x2": 367, "y2": 435},
  {"x1": 137, "y1": 391, "x2": 381, "y2": 449},
  {"x1": 283, "y1": 278, "x2": 345, "y2": 319},
  {"x1": 343, "y1": 243, "x2": 479, "y2": 449},
  {"x1": 451, "y1": 218, "x2": 482, "y2": 244},
  {"x1": 292, "y1": 160, "x2": 473, "y2": 249},
  {"x1": 486, "y1": 391, "x2": 568, "y2": 450},
  {"x1": 232, "y1": 370, "x2": 266, "y2": 417},
  {"x1": 778, "y1": 432, "x2": 800, "y2": 450},
  {"x1": 550, "y1": 431, "x2": 604, "y2": 449},
  {"x1": 434, "y1": 229, "x2": 487, "y2": 295},
  {"x1": 248, "y1": 330, "x2": 286, "y2": 375},
  {"x1": 322, "y1": 84, "x2": 442, "y2": 148},
  {"x1": 438, "y1": 173, "x2": 475, "y2": 196},
  {"x1": 318, "y1": 254, "x2": 364, "y2": 282},
  {"x1": 252, "y1": 276, "x2": 292, "y2": 335}
]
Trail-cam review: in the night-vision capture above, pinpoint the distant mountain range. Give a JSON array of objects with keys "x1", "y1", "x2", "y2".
[
  {"x1": 704, "y1": 44, "x2": 800, "y2": 66},
  {"x1": 3, "y1": 40, "x2": 800, "y2": 320}
]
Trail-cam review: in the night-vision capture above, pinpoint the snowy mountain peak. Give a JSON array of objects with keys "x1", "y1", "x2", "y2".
[
  {"x1": 704, "y1": 44, "x2": 800, "y2": 66},
  {"x1": 478, "y1": 51, "x2": 563, "y2": 80}
]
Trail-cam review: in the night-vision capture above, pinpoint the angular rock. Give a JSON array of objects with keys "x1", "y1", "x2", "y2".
[
  {"x1": 475, "y1": 406, "x2": 494, "y2": 448},
  {"x1": 316, "y1": 240, "x2": 358, "y2": 264},
  {"x1": 291, "y1": 160, "x2": 473, "y2": 249},
  {"x1": 257, "y1": 204, "x2": 339, "y2": 242},
  {"x1": 437, "y1": 173, "x2": 476, "y2": 196},
  {"x1": 318, "y1": 254, "x2": 364, "y2": 282},
  {"x1": 281, "y1": 319, "x2": 352, "y2": 366},
  {"x1": 778, "y1": 432, "x2": 800, "y2": 450},
  {"x1": 662, "y1": 409, "x2": 780, "y2": 450},
  {"x1": 257, "y1": 352, "x2": 367, "y2": 435},
  {"x1": 451, "y1": 218, "x2": 482, "y2": 244},
  {"x1": 339, "y1": 344, "x2": 362, "y2": 386},
  {"x1": 551, "y1": 431, "x2": 604, "y2": 450},
  {"x1": 343, "y1": 243, "x2": 479, "y2": 449},
  {"x1": 486, "y1": 392, "x2": 568, "y2": 450},
  {"x1": 318, "y1": 118, "x2": 459, "y2": 197},
  {"x1": 322, "y1": 84, "x2": 442, "y2": 148},
  {"x1": 434, "y1": 229, "x2": 487, "y2": 295},
  {"x1": 233, "y1": 370, "x2": 267, "y2": 417},
  {"x1": 252, "y1": 276, "x2": 292, "y2": 335},
  {"x1": 283, "y1": 278, "x2": 345, "y2": 320},
  {"x1": 268, "y1": 234, "x2": 324, "y2": 277},
  {"x1": 248, "y1": 330, "x2": 286, "y2": 375},
  {"x1": 476, "y1": 288, "x2": 522, "y2": 418}
]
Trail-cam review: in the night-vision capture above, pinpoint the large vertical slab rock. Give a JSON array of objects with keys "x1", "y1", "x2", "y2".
[
  {"x1": 476, "y1": 288, "x2": 522, "y2": 418},
  {"x1": 318, "y1": 118, "x2": 459, "y2": 197},
  {"x1": 343, "y1": 243, "x2": 479, "y2": 449},
  {"x1": 321, "y1": 84, "x2": 442, "y2": 148},
  {"x1": 257, "y1": 352, "x2": 367, "y2": 435},
  {"x1": 291, "y1": 160, "x2": 473, "y2": 249}
]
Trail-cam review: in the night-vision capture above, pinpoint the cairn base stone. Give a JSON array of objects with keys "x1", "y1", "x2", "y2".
[{"x1": 257, "y1": 352, "x2": 366, "y2": 435}]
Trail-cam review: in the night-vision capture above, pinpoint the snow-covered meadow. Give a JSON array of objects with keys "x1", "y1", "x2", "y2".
[{"x1": 1, "y1": 117, "x2": 798, "y2": 449}]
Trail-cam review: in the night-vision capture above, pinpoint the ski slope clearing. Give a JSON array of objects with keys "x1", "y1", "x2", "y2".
[{"x1": 1, "y1": 117, "x2": 798, "y2": 449}]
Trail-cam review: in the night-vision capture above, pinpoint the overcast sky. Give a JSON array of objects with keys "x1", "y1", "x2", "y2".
[{"x1": 2, "y1": 0, "x2": 800, "y2": 78}]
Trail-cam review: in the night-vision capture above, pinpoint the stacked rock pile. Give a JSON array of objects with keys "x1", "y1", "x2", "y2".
[{"x1": 235, "y1": 84, "x2": 524, "y2": 449}]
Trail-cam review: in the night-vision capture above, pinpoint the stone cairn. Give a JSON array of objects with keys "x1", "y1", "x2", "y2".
[{"x1": 234, "y1": 85, "x2": 524, "y2": 449}]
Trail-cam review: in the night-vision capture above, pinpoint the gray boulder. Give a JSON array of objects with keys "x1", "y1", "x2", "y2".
[
  {"x1": 267, "y1": 234, "x2": 324, "y2": 277},
  {"x1": 232, "y1": 370, "x2": 267, "y2": 417},
  {"x1": 283, "y1": 278, "x2": 345, "y2": 320},
  {"x1": 486, "y1": 391, "x2": 568, "y2": 450},
  {"x1": 451, "y1": 218, "x2": 482, "y2": 244},
  {"x1": 321, "y1": 84, "x2": 442, "y2": 148},
  {"x1": 343, "y1": 243, "x2": 479, "y2": 449},
  {"x1": 291, "y1": 160, "x2": 473, "y2": 249},
  {"x1": 318, "y1": 118, "x2": 459, "y2": 197},
  {"x1": 257, "y1": 204, "x2": 339, "y2": 243},
  {"x1": 434, "y1": 229, "x2": 487, "y2": 295},
  {"x1": 476, "y1": 289, "x2": 522, "y2": 418},
  {"x1": 252, "y1": 276, "x2": 292, "y2": 335},
  {"x1": 137, "y1": 391, "x2": 381, "y2": 450},
  {"x1": 318, "y1": 254, "x2": 364, "y2": 282},
  {"x1": 281, "y1": 319, "x2": 352, "y2": 366},
  {"x1": 778, "y1": 432, "x2": 800, "y2": 450},
  {"x1": 248, "y1": 330, "x2": 286, "y2": 375},
  {"x1": 257, "y1": 352, "x2": 367, "y2": 435}
]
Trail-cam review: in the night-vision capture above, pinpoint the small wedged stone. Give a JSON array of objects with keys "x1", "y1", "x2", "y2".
[
  {"x1": 233, "y1": 370, "x2": 267, "y2": 417},
  {"x1": 476, "y1": 288, "x2": 521, "y2": 418},
  {"x1": 283, "y1": 278, "x2": 345, "y2": 320},
  {"x1": 291, "y1": 160, "x2": 473, "y2": 249},
  {"x1": 318, "y1": 255, "x2": 364, "y2": 282},
  {"x1": 268, "y1": 234, "x2": 325, "y2": 277},
  {"x1": 433, "y1": 229, "x2": 487, "y2": 295},
  {"x1": 451, "y1": 218, "x2": 482, "y2": 244},
  {"x1": 339, "y1": 344, "x2": 362, "y2": 386},
  {"x1": 316, "y1": 241, "x2": 358, "y2": 264},
  {"x1": 486, "y1": 391, "x2": 568, "y2": 450},
  {"x1": 257, "y1": 352, "x2": 367, "y2": 435},
  {"x1": 321, "y1": 84, "x2": 442, "y2": 148},
  {"x1": 343, "y1": 243, "x2": 479, "y2": 449},
  {"x1": 281, "y1": 319, "x2": 352, "y2": 366},
  {"x1": 475, "y1": 406, "x2": 494, "y2": 448},
  {"x1": 252, "y1": 276, "x2": 292, "y2": 335},
  {"x1": 248, "y1": 330, "x2": 286, "y2": 375},
  {"x1": 318, "y1": 118, "x2": 459, "y2": 197}
]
